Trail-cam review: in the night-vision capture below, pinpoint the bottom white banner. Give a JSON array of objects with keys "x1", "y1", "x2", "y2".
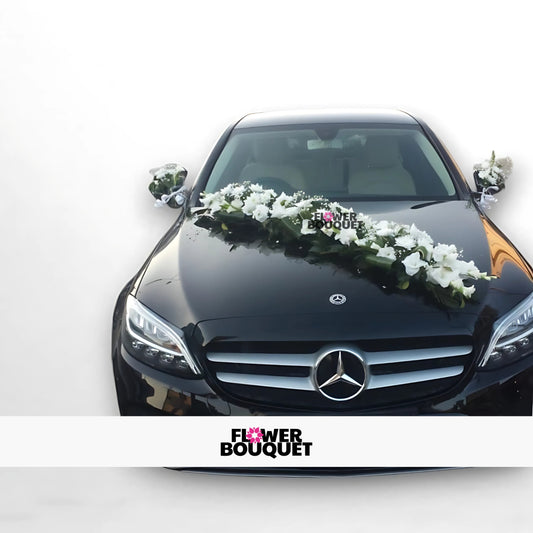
[{"x1": 0, "y1": 416, "x2": 530, "y2": 467}]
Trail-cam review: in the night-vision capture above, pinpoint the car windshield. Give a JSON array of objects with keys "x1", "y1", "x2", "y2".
[{"x1": 204, "y1": 124, "x2": 458, "y2": 200}]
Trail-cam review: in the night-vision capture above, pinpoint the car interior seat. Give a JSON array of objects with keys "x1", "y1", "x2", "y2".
[
  {"x1": 348, "y1": 136, "x2": 416, "y2": 195},
  {"x1": 239, "y1": 137, "x2": 305, "y2": 192}
]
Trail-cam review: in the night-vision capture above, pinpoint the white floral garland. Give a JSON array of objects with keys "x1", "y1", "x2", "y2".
[{"x1": 197, "y1": 183, "x2": 493, "y2": 305}]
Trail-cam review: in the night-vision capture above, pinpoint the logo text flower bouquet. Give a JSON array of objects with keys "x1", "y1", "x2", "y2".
[{"x1": 193, "y1": 182, "x2": 494, "y2": 308}]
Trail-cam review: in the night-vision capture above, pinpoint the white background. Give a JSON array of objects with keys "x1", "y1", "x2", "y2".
[{"x1": 1, "y1": 0, "x2": 533, "y2": 530}]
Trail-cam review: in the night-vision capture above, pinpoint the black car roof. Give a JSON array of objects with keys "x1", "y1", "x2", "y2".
[{"x1": 234, "y1": 108, "x2": 418, "y2": 129}]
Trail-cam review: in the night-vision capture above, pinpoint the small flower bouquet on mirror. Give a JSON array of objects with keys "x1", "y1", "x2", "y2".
[
  {"x1": 148, "y1": 163, "x2": 188, "y2": 208},
  {"x1": 473, "y1": 151, "x2": 513, "y2": 209}
]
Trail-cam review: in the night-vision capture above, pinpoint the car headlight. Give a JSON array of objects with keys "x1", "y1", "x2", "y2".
[
  {"x1": 123, "y1": 295, "x2": 201, "y2": 377},
  {"x1": 479, "y1": 292, "x2": 533, "y2": 369}
]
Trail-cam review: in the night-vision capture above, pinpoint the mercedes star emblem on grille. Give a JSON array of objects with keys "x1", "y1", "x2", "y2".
[
  {"x1": 329, "y1": 293, "x2": 347, "y2": 305},
  {"x1": 313, "y1": 349, "x2": 366, "y2": 401}
]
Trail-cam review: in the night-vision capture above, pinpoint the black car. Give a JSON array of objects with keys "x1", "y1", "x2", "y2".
[{"x1": 112, "y1": 109, "x2": 533, "y2": 417}]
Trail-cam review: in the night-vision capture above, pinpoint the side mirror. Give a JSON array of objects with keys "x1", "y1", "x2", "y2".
[
  {"x1": 148, "y1": 163, "x2": 188, "y2": 208},
  {"x1": 472, "y1": 152, "x2": 513, "y2": 209},
  {"x1": 473, "y1": 170, "x2": 500, "y2": 195}
]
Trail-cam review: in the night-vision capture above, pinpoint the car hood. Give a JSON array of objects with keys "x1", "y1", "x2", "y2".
[{"x1": 135, "y1": 200, "x2": 533, "y2": 344}]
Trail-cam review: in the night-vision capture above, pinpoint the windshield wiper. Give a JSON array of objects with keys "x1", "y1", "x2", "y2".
[{"x1": 410, "y1": 199, "x2": 452, "y2": 209}]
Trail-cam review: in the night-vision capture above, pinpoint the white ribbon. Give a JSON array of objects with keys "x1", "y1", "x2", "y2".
[
  {"x1": 477, "y1": 186, "x2": 500, "y2": 210},
  {"x1": 154, "y1": 187, "x2": 185, "y2": 208}
]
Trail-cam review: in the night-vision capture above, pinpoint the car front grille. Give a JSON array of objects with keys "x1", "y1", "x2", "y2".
[{"x1": 204, "y1": 338, "x2": 474, "y2": 411}]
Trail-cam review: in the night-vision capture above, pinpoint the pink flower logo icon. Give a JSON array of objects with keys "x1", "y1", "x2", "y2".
[
  {"x1": 246, "y1": 427, "x2": 263, "y2": 443},
  {"x1": 323, "y1": 211, "x2": 334, "y2": 222}
]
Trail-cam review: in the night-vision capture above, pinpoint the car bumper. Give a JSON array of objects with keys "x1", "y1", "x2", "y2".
[{"x1": 113, "y1": 338, "x2": 533, "y2": 416}]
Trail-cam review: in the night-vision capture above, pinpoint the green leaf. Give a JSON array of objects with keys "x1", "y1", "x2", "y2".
[
  {"x1": 278, "y1": 217, "x2": 301, "y2": 238},
  {"x1": 365, "y1": 254, "x2": 395, "y2": 269}
]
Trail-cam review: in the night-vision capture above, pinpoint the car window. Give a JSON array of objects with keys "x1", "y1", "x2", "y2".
[{"x1": 204, "y1": 125, "x2": 458, "y2": 200}]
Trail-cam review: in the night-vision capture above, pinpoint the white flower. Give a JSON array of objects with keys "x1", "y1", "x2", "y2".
[
  {"x1": 374, "y1": 220, "x2": 400, "y2": 237},
  {"x1": 242, "y1": 200, "x2": 257, "y2": 216},
  {"x1": 154, "y1": 169, "x2": 171, "y2": 179},
  {"x1": 376, "y1": 246, "x2": 397, "y2": 261},
  {"x1": 402, "y1": 251, "x2": 428, "y2": 276},
  {"x1": 328, "y1": 202, "x2": 350, "y2": 216},
  {"x1": 418, "y1": 242, "x2": 434, "y2": 260},
  {"x1": 200, "y1": 192, "x2": 215, "y2": 206},
  {"x1": 449, "y1": 259, "x2": 480, "y2": 278},
  {"x1": 320, "y1": 224, "x2": 335, "y2": 237},
  {"x1": 409, "y1": 224, "x2": 433, "y2": 244},
  {"x1": 242, "y1": 193, "x2": 264, "y2": 215},
  {"x1": 151, "y1": 163, "x2": 182, "y2": 180},
  {"x1": 270, "y1": 193, "x2": 300, "y2": 219},
  {"x1": 462, "y1": 285, "x2": 476, "y2": 298},
  {"x1": 276, "y1": 192, "x2": 292, "y2": 203},
  {"x1": 300, "y1": 219, "x2": 316, "y2": 235},
  {"x1": 231, "y1": 185, "x2": 246, "y2": 197},
  {"x1": 450, "y1": 279, "x2": 476, "y2": 298},
  {"x1": 371, "y1": 243, "x2": 396, "y2": 260},
  {"x1": 271, "y1": 200, "x2": 298, "y2": 218},
  {"x1": 425, "y1": 265, "x2": 460, "y2": 288},
  {"x1": 358, "y1": 214, "x2": 373, "y2": 227},
  {"x1": 252, "y1": 204, "x2": 269, "y2": 222},
  {"x1": 201, "y1": 193, "x2": 225, "y2": 213},
  {"x1": 210, "y1": 200, "x2": 224, "y2": 213},
  {"x1": 395, "y1": 235, "x2": 416, "y2": 250},
  {"x1": 226, "y1": 198, "x2": 243, "y2": 213},
  {"x1": 478, "y1": 169, "x2": 491, "y2": 179},
  {"x1": 495, "y1": 157, "x2": 513, "y2": 178},
  {"x1": 336, "y1": 227, "x2": 359, "y2": 245},
  {"x1": 295, "y1": 198, "x2": 314, "y2": 211},
  {"x1": 271, "y1": 203, "x2": 299, "y2": 219},
  {"x1": 412, "y1": 227, "x2": 434, "y2": 259},
  {"x1": 219, "y1": 184, "x2": 235, "y2": 196},
  {"x1": 432, "y1": 243, "x2": 458, "y2": 265}
]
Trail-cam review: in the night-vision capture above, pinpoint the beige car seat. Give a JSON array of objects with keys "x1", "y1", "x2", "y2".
[
  {"x1": 240, "y1": 137, "x2": 305, "y2": 191},
  {"x1": 348, "y1": 136, "x2": 416, "y2": 195}
]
